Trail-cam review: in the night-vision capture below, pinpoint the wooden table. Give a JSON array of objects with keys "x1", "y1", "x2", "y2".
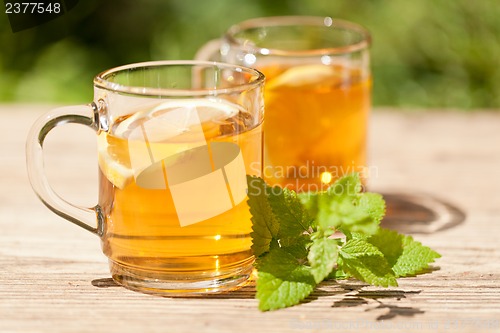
[{"x1": 1, "y1": 105, "x2": 499, "y2": 333}]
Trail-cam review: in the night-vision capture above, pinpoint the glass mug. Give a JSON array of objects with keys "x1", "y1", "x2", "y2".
[
  {"x1": 26, "y1": 61, "x2": 265, "y2": 294},
  {"x1": 197, "y1": 16, "x2": 371, "y2": 192}
]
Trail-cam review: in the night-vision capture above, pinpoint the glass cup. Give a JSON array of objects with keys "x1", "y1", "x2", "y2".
[
  {"x1": 197, "y1": 16, "x2": 371, "y2": 192},
  {"x1": 26, "y1": 60, "x2": 265, "y2": 294}
]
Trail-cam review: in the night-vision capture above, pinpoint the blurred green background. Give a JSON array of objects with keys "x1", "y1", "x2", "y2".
[{"x1": 1, "y1": 0, "x2": 499, "y2": 109}]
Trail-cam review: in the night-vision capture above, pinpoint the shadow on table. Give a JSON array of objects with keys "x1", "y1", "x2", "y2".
[
  {"x1": 91, "y1": 277, "x2": 429, "y2": 318},
  {"x1": 381, "y1": 192, "x2": 466, "y2": 234},
  {"x1": 92, "y1": 278, "x2": 121, "y2": 288},
  {"x1": 330, "y1": 285, "x2": 424, "y2": 321}
]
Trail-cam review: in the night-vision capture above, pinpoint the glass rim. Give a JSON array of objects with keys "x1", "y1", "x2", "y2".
[
  {"x1": 93, "y1": 60, "x2": 265, "y2": 97},
  {"x1": 225, "y1": 16, "x2": 371, "y2": 56}
]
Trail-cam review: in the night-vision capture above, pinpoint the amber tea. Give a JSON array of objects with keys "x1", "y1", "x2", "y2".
[
  {"x1": 98, "y1": 100, "x2": 262, "y2": 290},
  {"x1": 196, "y1": 17, "x2": 372, "y2": 192},
  {"x1": 261, "y1": 63, "x2": 371, "y2": 192}
]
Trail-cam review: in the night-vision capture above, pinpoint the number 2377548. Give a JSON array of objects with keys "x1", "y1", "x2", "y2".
[{"x1": 5, "y1": 2, "x2": 61, "y2": 14}]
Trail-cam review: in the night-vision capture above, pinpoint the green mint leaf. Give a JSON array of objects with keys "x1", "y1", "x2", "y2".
[
  {"x1": 280, "y1": 234, "x2": 311, "y2": 260},
  {"x1": 336, "y1": 185, "x2": 385, "y2": 237},
  {"x1": 300, "y1": 174, "x2": 382, "y2": 236},
  {"x1": 310, "y1": 191, "x2": 377, "y2": 235},
  {"x1": 298, "y1": 171, "x2": 363, "y2": 230},
  {"x1": 327, "y1": 173, "x2": 362, "y2": 198},
  {"x1": 267, "y1": 185, "x2": 312, "y2": 239},
  {"x1": 358, "y1": 193, "x2": 386, "y2": 225},
  {"x1": 339, "y1": 238, "x2": 398, "y2": 287},
  {"x1": 247, "y1": 176, "x2": 279, "y2": 257},
  {"x1": 367, "y1": 228, "x2": 441, "y2": 277},
  {"x1": 333, "y1": 197, "x2": 378, "y2": 235},
  {"x1": 247, "y1": 174, "x2": 440, "y2": 311},
  {"x1": 327, "y1": 268, "x2": 351, "y2": 280},
  {"x1": 298, "y1": 191, "x2": 319, "y2": 217},
  {"x1": 256, "y1": 247, "x2": 316, "y2": 311},
  {"x1": 299, "y1": 189, "x2": 353, "y2": 230},
  {"x1": 308, "y1": 235, "x2": 338, "y2": 283},
  {"x1": 257, "y1": 272, "x2": 315, "y2": 311},
  {"x1": 327, "y1": 255, "x2": 353, "y2": 280}
]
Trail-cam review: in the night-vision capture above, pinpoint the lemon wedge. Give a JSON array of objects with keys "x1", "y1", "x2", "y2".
[
  {"x1": 97, "y1": 134, "x2": 134, "y2": 189},
  {"x1": 266, "y1": 64, "x2": 337, "y2": 89}
]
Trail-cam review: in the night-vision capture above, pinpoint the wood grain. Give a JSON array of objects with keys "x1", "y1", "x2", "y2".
[{"x1": 1, "y1": 105, "x2": 499, "y2": 333}]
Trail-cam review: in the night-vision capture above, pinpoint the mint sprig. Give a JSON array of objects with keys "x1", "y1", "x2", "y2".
[{"x1": 247, "y1": 174, "x2": 441, "y2": 311}]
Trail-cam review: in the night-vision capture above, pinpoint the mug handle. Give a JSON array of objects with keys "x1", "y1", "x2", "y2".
[
  {"x1": 26, "y1": 103, "x2": 102, "y2": 235},
  {"x1": 194, "y1": 38, "x2": 223, "y2": 61}
]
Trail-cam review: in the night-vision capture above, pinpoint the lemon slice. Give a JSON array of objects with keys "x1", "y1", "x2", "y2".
[
  {"x1": 97, "y1": 134, "x2": 134, "y2": 189},
  {"x1": 266, "y1": 64, "x2": 337, "y2": 89},
  {"x1": 119, "y1": 99, "x2": 240, "y2": 141},
  {"x1": 97, "y1": 99, "x2": 243, "y2": 189}
]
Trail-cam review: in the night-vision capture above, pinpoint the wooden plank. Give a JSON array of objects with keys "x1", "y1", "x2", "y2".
[{"x1": 1, "y1": 105, "x2": 499, "y2": 333}]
